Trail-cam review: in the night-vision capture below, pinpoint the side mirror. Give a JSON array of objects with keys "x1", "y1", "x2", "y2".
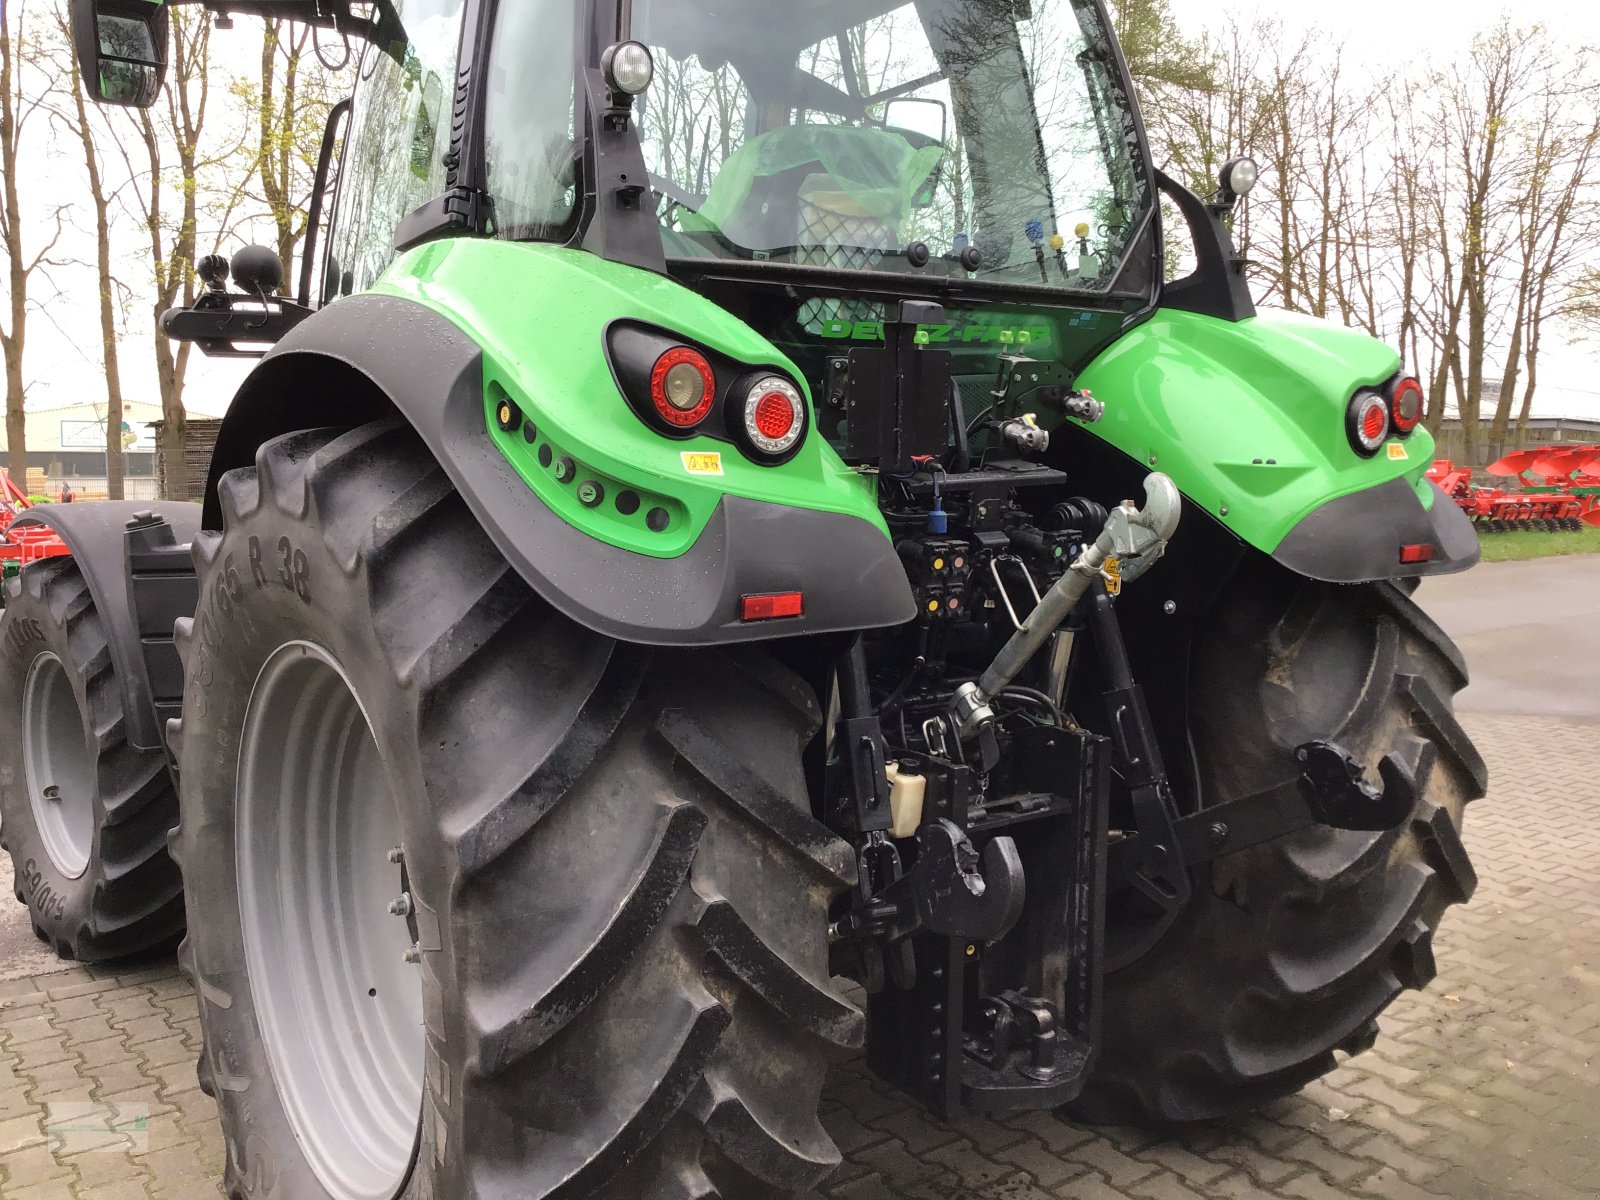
[{"x1": 69, "y1": 0, "x2": 169, "y2": 109}]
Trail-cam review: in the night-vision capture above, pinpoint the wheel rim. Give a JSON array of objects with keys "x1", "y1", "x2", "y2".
[
  {"x1": 23, "y1": 652, "x2": 95, "y2": 880},
  {"x1": 236, "y1": 642, "x2": 423, "y2": 1200}
]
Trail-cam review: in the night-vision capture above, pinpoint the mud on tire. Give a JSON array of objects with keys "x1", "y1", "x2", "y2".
[
  {"x1": 0, "y1": 559, "x2": 183, "y2": 962},
  {"x1": 1076, "y1": 561, "x2": 1487, "y2": 1124},
  {"x1": 172, "y1": 419, "x2": 861, "y2": 1199}
]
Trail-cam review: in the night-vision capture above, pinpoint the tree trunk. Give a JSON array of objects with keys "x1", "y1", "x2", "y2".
[
  {"x1": 1, "y1": 5, "x2": 28, "y2": 488},
  {"x1": 62, "y1": 22, "x2": 126, "y2": 499}
]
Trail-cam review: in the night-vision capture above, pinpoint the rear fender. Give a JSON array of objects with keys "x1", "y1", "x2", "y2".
[
  {"x1": 11, "y1": 503, "x2": 200, "y2": 755},
  {"x1": 205, "y1": 256, "x2": 914, "y2": 646},
  {"x1": 1073, "y1": 308, "x2": 1479, "y2": 582}
]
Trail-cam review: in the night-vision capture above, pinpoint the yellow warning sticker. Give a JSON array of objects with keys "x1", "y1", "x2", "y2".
[
  {"x1": 1102, "y1": 555, "x2": 1122, "y2": 597},
  {"x1": 1387, "y1": 443, "x2": 1409, "y2": 461},
  {"x1": 681, "y1": 451, "x2": 724, "y2": 476}
]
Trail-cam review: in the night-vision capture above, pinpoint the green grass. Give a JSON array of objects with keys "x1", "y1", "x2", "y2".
[{"x1": 1476, "y1": 525, "x2": 1600, "y2": 562}]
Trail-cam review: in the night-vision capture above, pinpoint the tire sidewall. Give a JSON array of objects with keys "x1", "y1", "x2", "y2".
[
  {"x1": 0, "y1": 574, "x2": 101, "y2": 950},
  {"x1": 181, "y1": 510, "x2": 441, "y2": 1200}
]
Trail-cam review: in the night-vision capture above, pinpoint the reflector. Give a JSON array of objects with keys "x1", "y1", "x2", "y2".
[
  {"x1": 741, "y1": 376, "x2": 806, "y2": 457},
  {"x1": 740, "y1": 592, "x2": 804, "y2": 621},
  {"x1": 1347, "y1": 391, "x2": 1390, "y2": 457},
  {"x1": 754, "y1": 392, "x2": 796, "y2": 440}
]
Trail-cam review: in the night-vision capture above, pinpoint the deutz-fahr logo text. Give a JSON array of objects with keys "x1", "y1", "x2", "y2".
[{"x1": 816, "y1": 319, "x2": 1055, "y2": 347}]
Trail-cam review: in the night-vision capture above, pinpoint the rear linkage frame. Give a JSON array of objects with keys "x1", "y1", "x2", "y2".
[{"x1": 819, "y1": 305, "x2": 1422, "y2": 1117}]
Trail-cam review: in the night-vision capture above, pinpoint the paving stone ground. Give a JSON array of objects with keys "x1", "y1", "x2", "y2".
[{"x1": 2, "y1": 712, "x2": 1593, "y2": 1199}]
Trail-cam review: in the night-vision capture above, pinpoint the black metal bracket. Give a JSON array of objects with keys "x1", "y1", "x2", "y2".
[
  {"x1": 577, "y1": 67, "x2": 667, "y2": 275},
  {"x1": 392, "y1": 185, "x2": 494, "y2": 254},
  {"x1": 831, "y1": 820, "x2": 1025, "y2": 948},
  {"x1": 1170, "y1": 741, "x2": 1418, "y2": 867},
  {"x1": 841, "y1": 300, "x2": 953, "y2": 472},
  {"x1": 1296, "y1": 741, "x2": 1418, "y2": 831},
  {"x1": 122, "y1": 511, "x2": 199, "y2": 775},
  {"x1": 1086, "y1": 585, "x2": 1191, "y2": 972},
  {"x1": 865, "y1": 729, "x2": 1110, "y2": 1118},
  {"x1": 160, "y1": 298, "x2": 313, "y2": 358},
  {"x1": 1155, "y1": 170, "x2": 1256, "y2": 323}
]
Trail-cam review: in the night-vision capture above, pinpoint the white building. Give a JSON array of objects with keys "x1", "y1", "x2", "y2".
[{"x1": 0, "y1": 400, "x2": 164, "y2": 500}]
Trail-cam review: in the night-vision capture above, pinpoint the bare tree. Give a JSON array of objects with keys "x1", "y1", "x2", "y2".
[
  {"x1": 103, "y1": 10, "x2": 249, "y2": 482},
  {"x1": 1500, "y1": 66, "x2": 1600, "y2": 443},
  {"x1": 51, "y1": 4, "x2": 130, "y2": 498},
  {"x1": 1, "y1": 3, "x2": 63, "y2": 486},
  {"x1": 242, "y1": 18, "x2": 349, "y2": 290}
]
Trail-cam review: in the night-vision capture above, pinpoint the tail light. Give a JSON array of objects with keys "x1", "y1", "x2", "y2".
[
  {"x1": 650, "y1": 347, "x2": 716, "y2": 428},
  {"x1": 738, "y1": 376, "x2": 807, "y2": 460},
  {"x1": 1387, "y1": 375, "x2": 1424, "y2": 436},
  {"x1": 1347, "y1": 390, "x2": 1390, "y2": 457},
  {"x1": 606, "y1": 323, "x2": 807, "y2": 464}
]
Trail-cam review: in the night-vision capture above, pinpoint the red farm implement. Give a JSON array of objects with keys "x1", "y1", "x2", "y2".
[
  {"x1": 1428, "y1": 446, "x2": 1600, "y2": 533},
  {"x1": 0, "y1": 470, "x2": 70, "y2": 593}
]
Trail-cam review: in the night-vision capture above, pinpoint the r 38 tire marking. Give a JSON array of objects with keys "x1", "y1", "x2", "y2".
[{"x1": 245, "y1": 536, "x2": 312, "y2": 606}]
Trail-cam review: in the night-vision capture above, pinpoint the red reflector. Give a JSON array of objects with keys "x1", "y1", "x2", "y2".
[
  {"x1": 740, "y1": 592, "x2": 804, "y2": 621},
  {"x1": 1361, "y1": 404, "x2": 1387, "y2": 443},
  {"x1": 1399, "y1": 543, "x2": 1435, "y2": 565},
  {"x1": 754, "y1": 391, "x2": 796, "y2": 440}
]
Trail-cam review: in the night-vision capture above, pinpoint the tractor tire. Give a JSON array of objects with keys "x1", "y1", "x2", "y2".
[
  {"x1": 1074, "y1": 560, "x2": 1486, "y2": 1124},
  {"x1": 0, "y1": 558, "x2": 184, "y2": 961},
  {"x1": 171, "y1": 420, "x2": 861, "y2": 1200}
]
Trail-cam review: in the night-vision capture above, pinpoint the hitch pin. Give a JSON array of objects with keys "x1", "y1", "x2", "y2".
[{"x1": 950, "y1": 473, "x2": 1181, "y2": 742}]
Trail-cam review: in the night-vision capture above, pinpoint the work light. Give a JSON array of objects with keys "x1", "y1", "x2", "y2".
[
  {"x1": 1219, "y1": 157, "x2": 1259, "y2": 201},
  {"x1": 602, "y1": 41, "x2": 654, "y2": 96}
]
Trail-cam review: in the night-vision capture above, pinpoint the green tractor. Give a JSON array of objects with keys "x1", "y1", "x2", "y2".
[{"x1": 1, "y1": 0, "x2": 1484, "y2": 1195}]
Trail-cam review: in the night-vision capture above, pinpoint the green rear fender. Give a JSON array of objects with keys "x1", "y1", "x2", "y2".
[
  {"x1": 1074, "y1": 309, "x2": 1479, "y2": 579},
  {"x1": 218, "y1": 239, "x2": 914, "y2": 646},
  {"x1": 373, "y1": 239, "x2": 888, "y2": 559}
]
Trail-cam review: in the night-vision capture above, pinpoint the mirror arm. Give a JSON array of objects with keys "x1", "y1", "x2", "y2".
[{"x1": 299, "y1": 97, "x2": 352, "y2": 308}]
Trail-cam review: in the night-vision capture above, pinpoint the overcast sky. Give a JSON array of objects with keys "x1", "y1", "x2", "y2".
[
  {"x1": 10, "y1": 0, "x2": 1600, "y2": 424},
  {"x1": 1176, "y1": 0, "x2": 1600, "y2": 44}
]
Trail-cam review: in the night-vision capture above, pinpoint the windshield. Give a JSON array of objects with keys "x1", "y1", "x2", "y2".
[{"x1": 632, "y1": 0, "x2": 1153, "y2": 299}]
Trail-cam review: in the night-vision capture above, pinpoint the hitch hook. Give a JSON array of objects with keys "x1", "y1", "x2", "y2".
[
  {"x1": 1296, "y1": 741, "x2": 1417, "y2": 832},
  {"x1": 912, "y1": 819, "x2": 1026, "y2": 943}
]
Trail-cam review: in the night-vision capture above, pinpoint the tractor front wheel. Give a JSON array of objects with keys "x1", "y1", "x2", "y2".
[
  {"x1": 1075, "y1": 561, "x2": 1486, "y2": 1124},
  {"x1": 172, "y1": 420, "x2": 860, "y2": 1199}
]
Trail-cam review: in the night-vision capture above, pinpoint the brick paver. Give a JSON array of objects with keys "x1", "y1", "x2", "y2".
[{"x1": 0, "y1": 714, "x2": 1595, "y2": 1198}]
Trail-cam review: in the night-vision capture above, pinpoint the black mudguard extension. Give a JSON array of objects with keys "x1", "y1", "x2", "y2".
[
  {"x1": 1272, "y1": 477, "x2": 1481, "y2": 584},
  {"x1": 203, "y1": 294, "x2": 915, "y2": 646},
  {"x1": 13, "y1": 503, "x2": 201, "y2": 754}
]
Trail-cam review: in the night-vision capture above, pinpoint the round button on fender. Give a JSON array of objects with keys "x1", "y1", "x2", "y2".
[
  {"x1": 553, "y1": 456, "x2": 577, "y2": 483},
  {"x1": 577, "y1": 480, "x2": 605, "y2": 508}
]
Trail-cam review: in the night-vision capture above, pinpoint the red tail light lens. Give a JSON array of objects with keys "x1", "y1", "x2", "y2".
[
  {"x1": 741, "y1": 376, "x2": 806, "y2": 458},
  {"x1": 650, "y1": 347, "x2": 716, "y2": 428},
  {"x1": 1388, "y1": 376, "x2": 1424, "y2": 435},
  {"x1": 1347, "y1": 391, "x2": 1390, "y2": 457},
  {"x1": 1399, "y1": 543, "x2": 1435, "y2": 565}
]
